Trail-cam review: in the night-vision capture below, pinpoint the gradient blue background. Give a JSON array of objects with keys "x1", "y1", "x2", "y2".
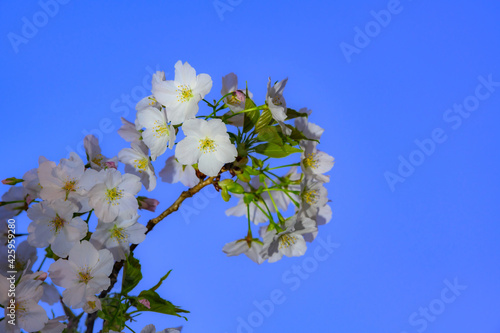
[{"x1": 1, "y1": 1, "x2": 500, "y2": 332}]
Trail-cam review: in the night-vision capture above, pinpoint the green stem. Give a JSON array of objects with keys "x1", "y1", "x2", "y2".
[
  {"x1": 125, "y1": 324, "x2": 137, "y2": 333},
  {"x1": 246, "y1": 204, "x2": 252, "y2": 237},
  {"x1": 224, "y1": 105, "x2": 267, "y2": 120},
  {"x1": 85, "y1": 210, "x2": 93, "y2": 223},
  {"x1": 263, "y1": 173, "x2": 300, "y2": 208},
  {"x1": 267, "y1": 163, "x2": 300, "y2": 171},
  {"x1": 37, "y1": 256, "x2": 47, "y2": 272}
]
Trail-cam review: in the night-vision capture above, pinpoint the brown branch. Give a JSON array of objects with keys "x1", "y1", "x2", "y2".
[{"x1": 85, "y1": 176, "x2": 216, "y2": 333}]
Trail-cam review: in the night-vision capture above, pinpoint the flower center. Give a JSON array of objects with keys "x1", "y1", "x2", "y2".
[
  {"x1": 148, "y1": 96, "x2": 158, "y2": 106},
  {"x1": 152, "y1": 120, "x2": 169, "y2": 138},
  {"x1": 50, "y1": 214, "x2": 65, "y2": 233},
  {"x1": 272, "y1": 95, "x2": 283, "y2": 106},
  {"x1": 198, "y1": 137, "x2": 217, "y2": 153},
  {"x1": 105, "y1": 187, "x2": 123, "y2": 205},
  {"x1": 302, "y1": 189, "x2": 319, "y2": 205},
  {"x1": 303, "y1": 153, "x2": 319, "y2": 170},
  {"x1": 227, "y1": 95, "x2": 241, "y2": 105},
  {"x1": 177, "y1": 84, "x2": 194, "y2": 103},
  {"x1": 110, "y1": 225, "x2": 127, "y2": 242},
  {"x1": 279, "y1": 233, "x2": 297, "y2": 249},
  {"x1": 92, "y1": 154, "x2": 104, "y2": 167},
  {"x1": 78, "y1": 268, "x2": 93, "y2": 284},
  {"x1": 15, "y1": 300, "x2": 27, "y2": 316},
  {"x1": 62, "y1": 179, "x2": 77, "y2": 199},
  {"x1": 87, "y1": 300, "x2": 98, "y2": 310},
  {"x1": 134, "y1": 158, "x2": 148, "y2": 172}
]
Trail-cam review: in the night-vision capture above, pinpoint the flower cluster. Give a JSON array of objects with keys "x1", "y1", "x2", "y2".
[{"x1": 0, "y1": 60, "x2": 333, "y2": 332}]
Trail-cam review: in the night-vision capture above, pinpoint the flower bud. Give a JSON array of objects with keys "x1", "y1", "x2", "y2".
[
  {"x1": 137, "y1": 196, "x2": 160, "y2": 212},
  {"x1": 35, "y1": 272, "x2": 48, "y2": 281},
  {"x1": 105, "y1": 161, "x2": 117, "y2": 169},
  {"x1": 138, "y1": 298, "x2": 151, "y2": 309},
  {"x1": 233, "y1": 90, "x2": 246, "y2": 103},
  {"x1": 1, "y1": 177, "x2": 24, "y2": 185}
]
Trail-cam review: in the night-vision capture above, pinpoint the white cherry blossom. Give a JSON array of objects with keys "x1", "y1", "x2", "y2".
[
  {"x1": 85, "y1": 168, "x2": 141, "y2": 223},
  {"x1": 136, "y1": 106, "x2": 175, "y2": 161},
  {"x1": 119, "y1": 141, "x2": 157, "y2": 191},
  {"x1": 27, "y1": 200, "x2": 87, "y2": 258},
  {"x1": 90, "y1": 214, "x2": 146, "y2": 261},
  {"x1": 266, "y1": 78, "x2": 291, "y2": 135},
  {"x1": 175, "y1": 118, "x2": 237, "y2": 177},
  {"x1": 151, "y1": 61, "x2": 213, "y2": 125},
  {"x1": 159, "y1": 156, "x2": 199, "y2": 188},
  {"x1": 300, "y1": 140, "x2": 334, "y2": 183},
  {"x1": 48, "y1": 240, "x2": 114, "y2": 309}
]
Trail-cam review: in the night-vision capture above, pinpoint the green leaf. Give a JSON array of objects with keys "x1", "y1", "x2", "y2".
[
  {"x1": 122, "y1": 252, "x2": 142, "y2": 295},
  {"x1": 242, "y1": 97, "x2": 260, "y2": 133},
  {"x1": 249, "y1": 155, "x2": 263, "y2": 168},
  {"x1": 254, "y1": 109, "x2": 274, "y2": 133},
  {"x1": 237, "y1": 170, "x2": 251, "y2": 183},
  {"x1": 227, "y1": 182, "x2": 245, "y2": 194},
  {"x1": 244, "y1": 165, "x2": 260, "y2": 176},
  {"x1": 221, "y1": 188, "x2": 231, "y2": 202},
  {"x1": 228, "y1": 132, "x2": 238, "y2": 144},
  {"x1": 151, "y1": 270, "x2": 172, "y2": 292},
  {"x1": 45, "y1": 245, "x2": 59, "y2": 260},
  {"x1": 243, "y1": 193, "x2": 255, "y2": 204},
  {"x1": 135, "y1": 289, "x2": 189, "y2": 319},
  {"x1": 254, "y1": 143, "x2": 303, "y2": 158},
  {"x1": 99, "y1": 297, "x2": 129, "y2": 332},
  {"x1": 286, "y1": 108, "x2": 309, "y2": 119},
  {"x1": 257, "y1": 126, "x2": 283, "y2": 146}
]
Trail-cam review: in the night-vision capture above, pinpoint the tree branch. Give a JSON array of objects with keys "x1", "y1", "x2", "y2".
[{"x1": 85, "y1": 176, "x2": 216, "y2": 333}]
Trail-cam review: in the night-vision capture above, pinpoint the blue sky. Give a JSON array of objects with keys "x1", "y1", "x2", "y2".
[{"x1": 1, "y1": 0, "x2": 500, "y2": 332}]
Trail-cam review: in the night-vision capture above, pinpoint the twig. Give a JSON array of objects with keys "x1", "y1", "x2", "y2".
[{"x1": 85, "y1": 176, "x2": 216, "y2": 333}]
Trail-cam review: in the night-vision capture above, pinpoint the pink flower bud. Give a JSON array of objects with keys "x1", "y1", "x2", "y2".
[
  {"x1": 1, "y1": 177, "x2": 24, "y2": 185},
  {"x1": 234, "y1": 90, "x2": 246, "y2": 102},
  {"x1": 138, "y1": 196, "x2": 160, "y2": 212},
  {"x1": 138, "y1": 298, "x2": 151, "y2": 309},
  {"x1": 26, "y1": 194, "x2": 34, "y2": 205},
  {"x1": 105, "y1": 161, "x2": 117, "y2": 169},
  {"x1": 35, "y1": 272, "x2": 48, "y2": 281}
]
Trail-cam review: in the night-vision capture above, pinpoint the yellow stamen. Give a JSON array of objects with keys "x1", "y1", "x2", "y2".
[
  {"x1": 62, "y1": 179, "x2": 77, "y2": 199},
  {"x1": 78, "y1": 268, "x2": 93, "y2": 284},
  {"x1": 152, "y1": 120, "x2": 169, "y2": 138},
  {"x1": 177, "y1": 84, "x2": 194, "y2": 103},
  {"x1": 92, "y1": 154, "x2": 104, "y2": 167},
  {"x1": 303, "y1": 189, "x2": 319, "y2": 205},
  {"x1": 279, "y1": 233, "x2": 297, "y2": 249},
  {"x1": 198, "y1": 137, "x2": 217, "y2": 153},
  {"x1": 110, "y1": 225, "x2": 127, "y2": 242},
  {"x1": 272, "y1": 96, "x2": 283, "y2": 106},
  {"x1": 303, "y1": 153, "x2": 319, "y2": 170},
  {"x1": 50, "y1": 214, "x2": 65, "y2": 233},
  {"x1": 105, "y1": 187, "x2": 123, "y2": 205},
  {"x1": 134, "y1": 158, "x2": 148, "y2": 173}
]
